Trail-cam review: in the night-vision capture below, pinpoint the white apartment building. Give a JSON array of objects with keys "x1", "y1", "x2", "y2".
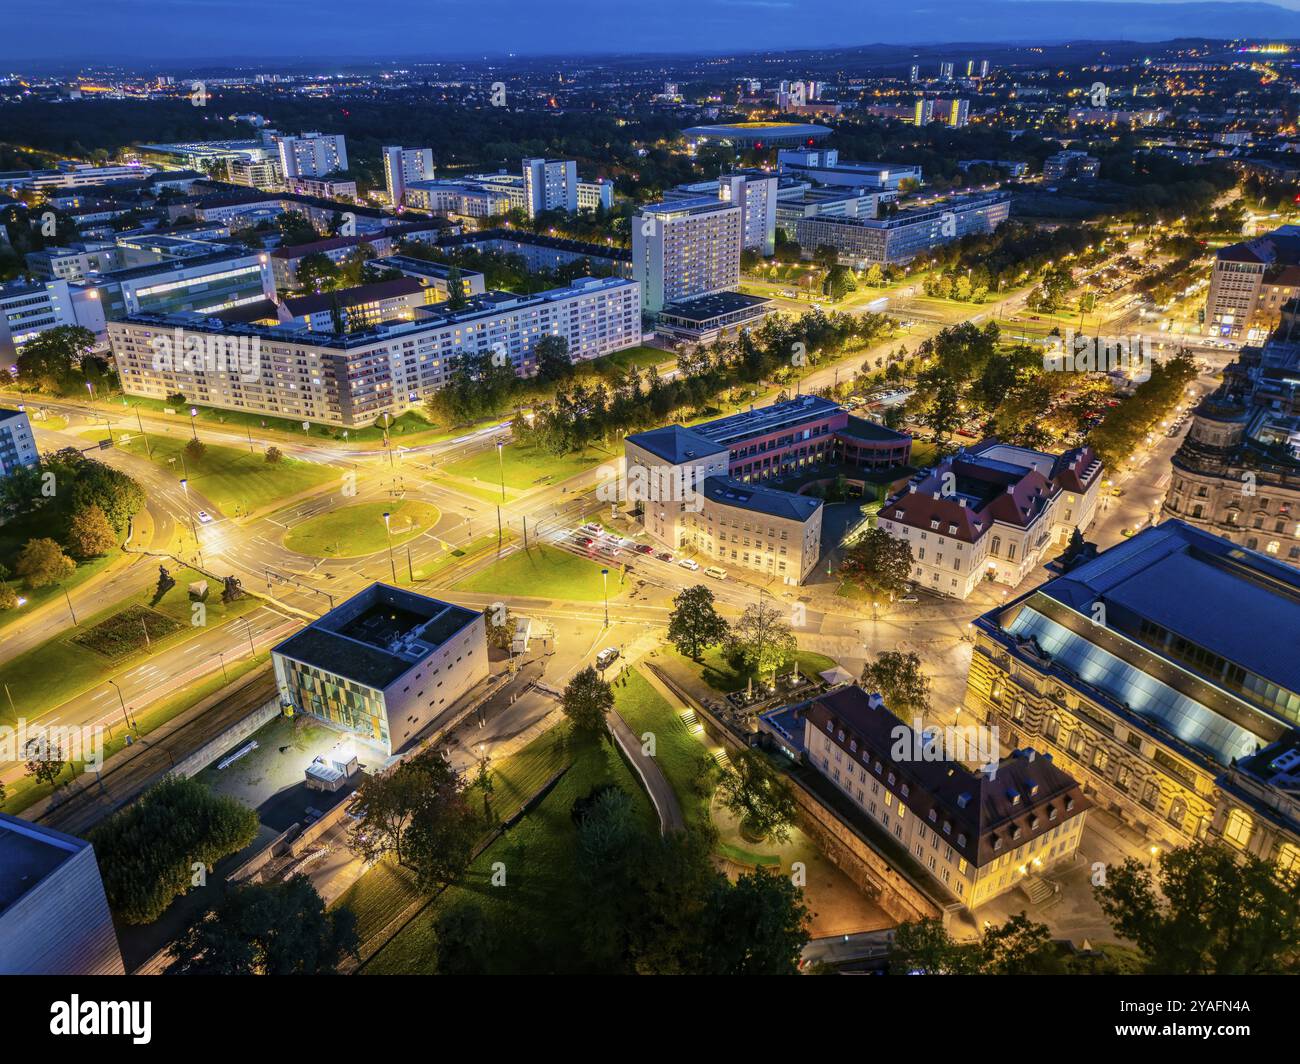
[
  {"x1": 276, "y1": 132, "x2": 348, "y2": 179},
  {"x1": 382, "y1": 146, "x2": 435, "y2": 207},
  {"x1": 666, "y1": 172, "x2": 778, "y2": 256},
  {"x1": 0, "y1": 407, "x2": 38, "y2": 477},
  {"x1": 109, "y1": 276, "x2": 641, "y2": 427},
  {"x1": 0, "y1": 279, "x2": 105, "y2": 358},
  {"x1": 523, "y1": 158, "x2": 578, "y2": 217},
  {"x1": 632, "y1": 197, "x2": 742, "y2": 315}
]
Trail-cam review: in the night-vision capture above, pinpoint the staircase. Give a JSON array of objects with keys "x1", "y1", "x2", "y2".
[{"x1": 1020, "y1": 875, "x2": 1056, "y2": 905}]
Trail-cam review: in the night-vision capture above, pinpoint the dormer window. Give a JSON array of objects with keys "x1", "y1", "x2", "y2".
[
  {"x1": 930, "y1": 519, "x2": 940, "y2": 530},
  {"x1": 992, "y1": 835, "x2": 1002, "y2": 851},
  {"x1": 1066, "y1": 797, "x2": 1075, "y2": 811},
  {"x1": 825, "y1": 719, "x2": 833, "y2": 732},
  {"x1": 849, "y1": 739, "x2": 857, "y2": 752},
  {"x1": 887, "y1": 772, "x2": 896, "y2": 786},
  {"x1": 1011, "y1": 826, "x2": 1023, "y2": 840},
  {"x1": 928, "y1": 809, "x2": 937, "y2": 822},
  {"x1": 957, "y1": 833, "x2": 967, "y2": 846}
]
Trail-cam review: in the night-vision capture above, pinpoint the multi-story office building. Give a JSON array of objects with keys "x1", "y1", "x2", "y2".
[
  {"x1": 25, "y1": 241, "x2": 122, "y2": 282},
  {"x1": 0, "y1": 408, "x2": 38, "y2": 477},
  {"x1": 276, "y1": 132, "x2": 348, "y2": 180},
  {"x1": 624, "y1": 395, "x2": 911, "y2": 583},
  {"x1": 0, "y1": 813, "x2": 125, "y2": 974},
  {"x1": 110, "y1": 275, "x2": 640, "y2": 427},
  {"x1": 19, "y1": 162, "x2": 154, "y2": 191},
  {"x1": 796, "y1": 191, "x2": 1010, "y2": 267},
  {"x1": 632, "y1": 197, "x2": 742, "y2": 314},
  {"x1": 286, "y1": 175, "x2": 358, "y2": 202},
  {"x1": 775, "y1": 186, "x2": 880, "y2": 240},
  {"x1": 76, "y1": 249, "x2": 274, "y2": 340},
  {"x1": 1163, "y1": 308, "x2": 1300, "y2": 564},
  {"x1": 794, "y1": 686, "x2": 1089, "y2": 908},
  {"x1": 523, "y1": 157, "x2": 579, "y2": 217},
  {"x1": 1204, "y1": 226, "x2": 1300, "y2": 342},
  {"x1": 1042, "y1": 150, "x2": 1102, "y2": 182},
  {"x1": 0, "y1": 278, "x2": 100, "y2": 357},
  {"x1": 577, "y1": 177, "x2": 614, "y2": 213},
  {"x1": 228, "y1": 156, "x2": 284, "y2": 191},
  {"x1": 272, "y1": 584, "x2": 487, "y2": 756},
  {"x1": 965, "y1": 520, "x2": 1300, "y2": 867},
  {"x1": 777, "y1": 148, "x2": 922, "y2": 191},
  {"x1": 878, "y1": 440, "x2": 1104, "y2": 599},
  {"x1": 382, "y1": 146, "x2": 435, "y2": 207}
]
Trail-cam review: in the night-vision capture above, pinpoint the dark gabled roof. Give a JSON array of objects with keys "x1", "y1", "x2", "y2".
[
  {"x1": 804, "y1": 686, "x2": 1089, "y2": 867},
  {"x1": 282, "y1": 277, "x2": 424, "y2": 316},
  {"x1": 271, "y1": 232, "x2": 385, "y2": 260}
]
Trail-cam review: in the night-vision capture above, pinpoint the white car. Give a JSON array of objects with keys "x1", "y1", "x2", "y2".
[
  {"x1": 196, "y1": 510, "x2": 213, "y2": 524},
  {"x1": 595, "y1": 647, "x2": 619, "y2": 670},
  {"x1": 678, "y1": 559, "x2": 700, "y2": 572},
  {"x1": 583, "y1": 522, "x2": 603, "y2": 534},
  {"x1": 704, "y1": 567, "x2": 728, "y2": 580}
]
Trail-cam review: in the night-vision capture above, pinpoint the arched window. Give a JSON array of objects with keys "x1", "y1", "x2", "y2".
[
  {"x1": 1277, "y1": 843, "x2": 1300, "y2": 883},
  {"x1": 990, "y1": 535, "x2": 1001, "y2": 557},
  {"x1": 1267, "y1": 541, "x2": 1281, "y2": 555}
]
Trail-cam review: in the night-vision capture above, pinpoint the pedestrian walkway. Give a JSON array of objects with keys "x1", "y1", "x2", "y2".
[{"x1": 609, "y1": 707, "x2": 685, "y2": 834}]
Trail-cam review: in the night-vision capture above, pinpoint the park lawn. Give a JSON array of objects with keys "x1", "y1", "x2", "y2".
[
  {"x1": 403, "y1": 532, "x2": 516, "y2": 585},
  {"x1": 0, "y1": 572, "x2": 261, "y2": 729},
  {"x1": 0, "y1": 553, "x2": 117, "y2": 638},
  {"x1": 453, "y1": 544, "x2": 631, "y2": 601},
  {"x1": 361, "y1": 724, "x2": 653, "y2": 975},
  {"x1": 670, "y1": 645, "x2": 839, "y2": 695},
  {"x1": 0, "y1": 653, "x2": 270, "y2": 817},
  {"x1": 440, "y1": 438, "x2": 612, "y2": 493},
  {"x1": 283, "y1": 500, "x2": 441, "y2": 558},
  {"x1": 102, "y1": 432, "x2": 336, "y2": 516},
  {"x1": 613, "y1": 668, "x2": 715, "y2": 828},
  {"x1": 583, "y1": 345, "x2": 670, "y2": 377}
]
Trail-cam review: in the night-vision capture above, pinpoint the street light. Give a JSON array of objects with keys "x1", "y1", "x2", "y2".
[
  {"x1": 382, "y1": 511, "x2": 397, "y2": 583},
  {"x1": 601, "y1": 567, "x2": 609, "y2": 628},
  {"x1": 180, "y1": 477, "x2": 201, "y2": 564},
  {"x1": 189, "y1": 407, "x2": 199, "y2": 441},
  {"x1": 107, "y1": 679, "x2": 134, "y2": 731},
  {"x1": 496, "y1": 438, "x2": 506, "y2": 501}
]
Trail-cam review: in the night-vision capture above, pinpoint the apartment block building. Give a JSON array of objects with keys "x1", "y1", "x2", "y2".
[
  {"x1": 382, "y1": 145, "x2": 435, "y2": 207},
  {"x1": 272, "y1": 584, "x2": 487, "y2": 756},
  {"x1": 0, "y1": 279, "x2": 98, "y2": 357},
  {"x1": 797, "y1": 686, "x2": 1089, "y2": 909},
  {"x1": 25, "y1": 241, "x2": 122, "y2": 282},
  {"x1": 403, "y1": 179, "x2": 512, "y2": 220},
  {"x1": 965, "y1": 520, "x2": 1300, "y2": 869},
  {"x1": 632, "y1": 197, "x2": 742, "y2": 314},
  {"x1": 1204, "y1": 226, "x2": 1300, "y2": 342},
  {"x1": 276, "y1": 132, "x2": 348, "y2": 179},
  {"x1": 1042, "y1": 151, "x2": 1101, "y2": 182},
  {"x1": 275, "y1": 277, "x2": 430, "y2": 332},
  {"x1": 878, "y1": 440, "x2": 1104, "y2": 599},
  {"x1": 795, "y1": 191, "x2": 1010, "y2": 267},
  {"x1": 110, "y1": 275, "x2": 640, "y2": 427},
  {"x1": 523, "y1": 157, "x2": 579, "y2": 216},
  {"x1": 665, "y1": 171, "x2": 779, "y2": 255},
  {"x1": 0, "y1": 408, "x2": 37, "y2": 478}
]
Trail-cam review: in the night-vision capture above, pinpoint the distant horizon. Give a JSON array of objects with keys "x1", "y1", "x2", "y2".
[{"x1": 5, "y1": 0, "x2": 1300, "y2": 67}]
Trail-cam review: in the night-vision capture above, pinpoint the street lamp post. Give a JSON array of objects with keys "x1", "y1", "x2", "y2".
[
  {"x1": 107, "y1": 679, "x2": 133, "y2": 731},
  {"x1": 180, "y1": 477, "x2": 202, "y2": 566},
  {"x1": 496, "y1": 439, "x2": 506, "y2": 501},
  {"x1": 601, "y1": 567, "x2": 609, "y2": 628},
  {"x1": 382, "y1": 511, "x2": 397, "y2": 583},
  {"x1": 189, "y1": 407, "x2": 199, "y2": 441}
]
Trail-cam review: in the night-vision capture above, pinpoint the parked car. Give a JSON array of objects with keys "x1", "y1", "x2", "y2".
[
  {"x1": 704, "y1": 566, "x2": 728, "y2": 580},
  {"x1": 656, "y1": 551, "x2": 673, "y2": 562},
  {"x1": 678, "y1": 559, "x2": 700, "y2": 571},
  {"x1": 595, "y1": 647, "x2": 619, "y2": 670},
  {"x1": 899, "y1": 594, "x2": 919, "y2": 604},
  {"x1": 634, "y1": 544, "x2": 655, "y2": 554}
]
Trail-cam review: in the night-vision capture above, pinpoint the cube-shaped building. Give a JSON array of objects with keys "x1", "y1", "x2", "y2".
[{"x1": 272, "y1": 584, "x2": 488, "y2": 756}]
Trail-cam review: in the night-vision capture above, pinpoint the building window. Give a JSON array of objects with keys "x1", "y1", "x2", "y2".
[{"x1": 1224, "y1": 808, "x2": 1253, "y2": 848}]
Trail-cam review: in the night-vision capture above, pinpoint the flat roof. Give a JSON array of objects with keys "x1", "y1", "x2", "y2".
[
  {"x1": 694, "y1": 394, "x2": 843, "y2": 446},
  {"x1": 658, "y1": 291, "x2": 771, "y2": 324},
  {"x1": 273, "y1": 583, "x2": 479, "y2": 690},
  {"x1": 0, "y1": 814, "x2": 86, "y2": 912}
]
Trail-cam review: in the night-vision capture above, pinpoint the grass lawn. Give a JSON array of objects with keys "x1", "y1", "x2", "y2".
[
  {"x1": 613, "y1": 668, "x2": 716, "y2": 829},
  {"x1": 283, "y1": 500, "x2": 441, "y2": 558},
  {"x1": 0, "y1": 553, "x2": 116, "y2": 638},
  {"x1": 0, "y1": 571, "x2": 261, "y2": 730},
  {"x1": 101, "y1": 432, "x2": 337, "y2": 516},
  {"x1": 453, "y1": 544, "x2": 630, "y2": 601},
  {"x1": 440, "y1": 439, "x2": 612, "y2": 493},
  {"x1": 910, "y1": 440, "x2": 939, "y2": 468},
  {"x1": 360, "y1": 724, "x2": 653, "y2": 974},
  {"x1": 670, "y1": 645, "x2": 839, "y2": 695}
]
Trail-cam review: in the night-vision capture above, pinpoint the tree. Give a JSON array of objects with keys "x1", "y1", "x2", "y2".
[
  {"x1": 0, "y1": 584, "x2": 18, "y2": 610},
  {"x1": 264, "y1": 446, "x2": 283, "y2": 464},
  {"x1": 534, "y1": 333, "x2": 573, "y2": 383},
  {"x1": 91, "y1": 776, "x2": 259, "y2": 924},
  {"x1": 717, "y1": 748, "x2": 797, "y2": 843},
  {"x1": 434, "y1": 901, "x2": 495, "y2": 974},
  {"x1": 839, "y1": 527, "x2": 913, "y2": 605},
  {"x1": 14, "y1": 325, "x2": 96, "y2": 393},
  {"x1": 15, "y1": 537, "x2": 75, "y2": 589},
  {"x1": 348, "y1": 748, "x2": 479, "y2": 893},
  {"x1": 727, "y1": 600, "x2": 796, "y2": 680},
  {"x1": 65, "y1": 503, "x2": 118, "y2": 559},
  {"x1": 444, "y1": 265, "x2": 468, "y2": 310},
  {"x1": 561, "y1": 666, "x2": 614, "y2": 740},
  {"x1": 889, "y1": 917, "x2": 982, "y2": 974},
  {"x1": 170, "y1": 874, "x2": 358, "y2": 975},
  {"x1": 667, "y1": 584, "x2": 729, "y2": 659},
  {"x1": 861, "y1": 650, "x2": 931, "y2": 718},
  {"x1": 296, "y1": 251, "x2": 341, "y2": 292},
  {"x1": 24, "y1": 734, "x2": 66, "y2": 788},
  {"x1": 184, "y1": 437, "x2": 207, "y2": 462},
  {"x1": 889, "y1": 913, "x2": 1060, "y2": 974},
  {"x1": 1094, "y1": 841, "x2": 1300, "y2": 974},
  {"x1": 693, "y1": 868, "x2": 810, "y2": 974}
]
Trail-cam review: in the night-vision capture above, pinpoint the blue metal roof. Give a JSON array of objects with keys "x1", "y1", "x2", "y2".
[{"x1": 625, "y1": 425, "x2": 727, "y2": 465}]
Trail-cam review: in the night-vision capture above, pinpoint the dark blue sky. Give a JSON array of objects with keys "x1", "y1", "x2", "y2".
[{"x1": 6, "y1": 0, "x2": 1300, "y2": 64}]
